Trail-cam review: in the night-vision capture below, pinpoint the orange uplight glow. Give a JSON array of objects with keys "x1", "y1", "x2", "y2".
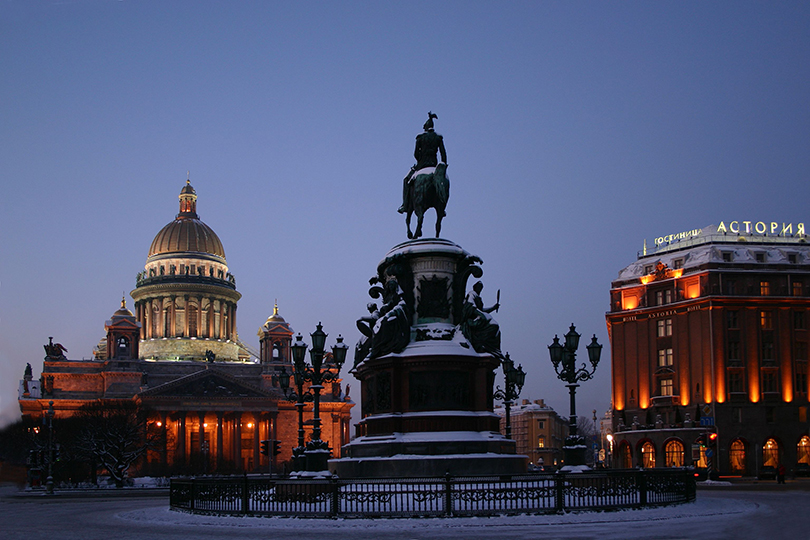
[
  {"x1": 156, "y1": 421, "x2": 162, "y2": 427},
  {"x1": 784, "y1": 372, "x2": 793, "y2": 402},
  {"x1": 203, "y1": 423, "x2": 208, "y2": 428},
  {"x1": 640, "y1": 275, "x2": 654, "y2": 285},
  {"x1": 247, "y1": 423, "x2": 253, "y2": 428},
  {"x1": 671, "y1": 269, "x2": 684, "y2": 279},
  {"x1": 622, "y1": 293, "x2": 639, "y2": 310}
]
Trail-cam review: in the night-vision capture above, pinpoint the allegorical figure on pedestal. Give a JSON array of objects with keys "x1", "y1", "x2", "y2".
[
  {"x1": 460, "y1": 281, "x2": 503, "y2": 359},
  {"x1": 400, "y1": 112, "x2": 450, "y2": 239},
  {"x1": 369, "y1": 278, "x2": 411, "y2": 359},
  {"x1": 354, "y1": 302, "x2": 380, "y2": 367}
]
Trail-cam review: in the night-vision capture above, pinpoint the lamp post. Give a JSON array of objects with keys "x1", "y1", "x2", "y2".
[
  {"x1": 492, "y1": 353, "x2": 526, "y2": 439},
  {"x1": 280, "y1": 323, "x2": 347, "y2": 472},
  {"x1": 279, "y1": 357, "x2": 312, "y2": 472},
  {"x1": 548, "y1": 324, "x2": 602, "y2": 469},
  {"x1": 45, "y1": 400, "x2": 55, "y2": 494},
  {"x1": 606, "y1": 433, "x2": 614, "y2": 468}
]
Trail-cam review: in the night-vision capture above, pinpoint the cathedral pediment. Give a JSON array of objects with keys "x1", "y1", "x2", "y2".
[{"x1": 139, "y1": 368, "x2": 272, "y2": 399}]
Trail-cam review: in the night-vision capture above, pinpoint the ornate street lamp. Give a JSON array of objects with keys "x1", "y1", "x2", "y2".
[
  {"x1": 279, "y1": 323, "x2": 347, "y2": 472},
  {"x1": 547, "y1": 324, "x2": 602, "y2": 469},
  {"x1": 493, "y1": 354, "x2": 526, "y2": 439}
]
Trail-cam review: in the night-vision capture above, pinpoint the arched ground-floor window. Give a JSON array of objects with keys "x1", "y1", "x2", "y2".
[
  {"x1": 664, "y1": 439, "x2": 684, "y2": 467},
  {"x1": 763, "y1": 438, "x2": 780, "y2": 467},
  {"x1": 798, "y1": 436, "x2": 810, "y2": 466},
  {"x1": 641, "y1": 441, "x2": 656, "y2": 468},
  {"x1": 730, "y1": 439, "x2": 746, "y2": 473}
]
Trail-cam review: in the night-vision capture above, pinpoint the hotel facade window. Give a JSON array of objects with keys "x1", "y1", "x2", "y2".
[
  {"x1": 664, "y1": 440, "x2": 684, "y2": 467},
  {"x1": 641, "y1": 442, "x2": 655, "y2": 468},
  {"x1": 727, "y1": 371, "x2": 745, "y2": 394},
  {"x1": 763, "y1": 439, "x2": 780, "y2": 467},
  {"x1": 730, "y1": 439, "x2": 746, "y2": 472},
  {"x1": 760, "y1": 280, "x2": 770, "y2": 295},
  {"x1": 658, "y1": 348, "x2": 674, "y2": 367},
  {"x1": 657, "y1": 319, "x2": 672, "y2": 337}
]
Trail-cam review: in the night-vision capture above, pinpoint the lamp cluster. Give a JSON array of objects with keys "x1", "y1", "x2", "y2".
[
  {"x1": 493, "y1": 354, "x2": 526, "y2": 440},
  {"x1": 278, "y1": 323, "x2": 348, "y2": 472}
]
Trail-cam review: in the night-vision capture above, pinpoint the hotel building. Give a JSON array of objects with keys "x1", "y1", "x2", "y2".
[{"x1": 607, "y1": 222, "x2": 810, "y2": 476}]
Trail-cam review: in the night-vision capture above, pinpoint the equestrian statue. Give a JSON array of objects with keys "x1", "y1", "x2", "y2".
[{"x1": 398, "y1": 112, "x2": 450, "y2": 239}]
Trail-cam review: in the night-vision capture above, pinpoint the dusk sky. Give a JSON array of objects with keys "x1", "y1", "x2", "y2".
[{"x1": 1, "y1": 2, "x2": 809, "y2": 428}]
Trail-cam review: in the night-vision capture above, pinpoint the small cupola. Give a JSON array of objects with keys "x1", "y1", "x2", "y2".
[{"x1": 178, "y1": 177, "x2": 198, "y2": 218}]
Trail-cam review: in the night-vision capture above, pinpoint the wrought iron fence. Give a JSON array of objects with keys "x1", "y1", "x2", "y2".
[{"x1": 170, "y1": 469, "x2": 695, "y2": 518}]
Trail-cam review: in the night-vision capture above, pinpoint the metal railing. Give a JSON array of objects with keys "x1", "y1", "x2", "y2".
[{"x1": 170, "y1": 469, "x2": 695, "y2": 518}]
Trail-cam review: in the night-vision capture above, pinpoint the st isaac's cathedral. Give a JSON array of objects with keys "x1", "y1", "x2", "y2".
[{"x1": 18, "y1": 180, "x2": 354, "y2": 474}]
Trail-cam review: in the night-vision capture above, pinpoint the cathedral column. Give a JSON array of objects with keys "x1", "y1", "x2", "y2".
[
  {"x1": 158, "y1": 298, "x2": 165, "y2": 338},
  {"x1": 177, "y1": 412, "x2": 186, "y2": 465},
  {"x1": 231, "y1": 304, "x2": 237, "y2": 339},
  {"x1": 170, "y1": 295, "x2": 177, "y2": 337},
  {"x1": 253, "y1": 411, "x2": 261, "y2": 472},
  {"x1": 233, "y1": 412, "x2": 242, "y2": 469},
  {"x1": 223, "y1": 303, "x2": 230, "y2": 340},
  {"x1": 216, "y1": 412, "x2": 224, "y2": 471},
  {"x1": 183, "y1": 295, "x2": 190, "y2": 337},
  {"x1": 196, "y1": 296, "x2": 203, "y2": 338},
  {"x1": 160, "y1": 412, "x2": 168, "y2": 467},
  {"x1": 145, "y1": 300, "x2": 151, "y2": 339},
  {"x1": 198, "y1": 411, "x2": 206, "y2": 470},
  {"x1": 209, "y1": 298, "x2": 215, "y2": 339}
]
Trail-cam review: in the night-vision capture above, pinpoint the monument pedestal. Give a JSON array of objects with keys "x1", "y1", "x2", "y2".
[{"x1": 330, "y1": 239, "x2": 527, "y2": 478}]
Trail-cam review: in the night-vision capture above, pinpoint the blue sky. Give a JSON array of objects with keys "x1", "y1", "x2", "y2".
[{"x1": 1, "y1": 1, "x2": 809, "y2": 427}]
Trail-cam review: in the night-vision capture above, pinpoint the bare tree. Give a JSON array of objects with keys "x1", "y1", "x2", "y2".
[{"x1": 73, "y1": 400, "x2": 162, "y2": 487}]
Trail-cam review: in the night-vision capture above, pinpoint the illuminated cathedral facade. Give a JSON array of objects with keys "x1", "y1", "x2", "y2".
[{"x1": 18, "y1": 180, "x2": 353, "y2": 474}]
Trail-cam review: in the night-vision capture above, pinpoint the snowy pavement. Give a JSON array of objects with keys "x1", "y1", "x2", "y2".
[{"x1": 2, "y1": 488, "x2": 808, "y2": 539}]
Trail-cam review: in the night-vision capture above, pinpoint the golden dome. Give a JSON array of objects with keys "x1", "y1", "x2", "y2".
[
  {"x1": 146, "y1": 181, "x2": 226, "y2": 260},
  {"x1": 112, "y1": 296, "x2": 134, "y2": 318},
  {"x1": 148, "y1": 218, "x2": 226, "y2": 259}
]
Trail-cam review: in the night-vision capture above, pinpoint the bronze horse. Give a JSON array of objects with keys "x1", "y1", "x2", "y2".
[{"x1": 405, "y1": 163, "x2": 449, "y2": 239}]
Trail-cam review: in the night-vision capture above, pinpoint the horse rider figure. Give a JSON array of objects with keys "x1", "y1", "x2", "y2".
[{"x1": 399, "y1": 112, "x2": 447, "y2": 214}]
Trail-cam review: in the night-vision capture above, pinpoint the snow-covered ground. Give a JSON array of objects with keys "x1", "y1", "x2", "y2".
[{"x1": 3, "y1": 488, "x2": 808, "y2": 539}]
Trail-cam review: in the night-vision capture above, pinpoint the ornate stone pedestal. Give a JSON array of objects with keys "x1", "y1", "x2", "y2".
[{"x1": 330, "y1": 239, "x2": 526, "y2": 477}]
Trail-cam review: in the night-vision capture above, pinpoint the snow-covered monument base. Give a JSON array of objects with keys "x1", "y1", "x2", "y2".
[{"x1": 330, "y1": 239, "x2": 527, "y2": 477}]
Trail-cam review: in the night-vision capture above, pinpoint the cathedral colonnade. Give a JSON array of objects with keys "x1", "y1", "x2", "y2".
[{"x1": 145, "y1": 407, "x2": 278, "y2": 473}]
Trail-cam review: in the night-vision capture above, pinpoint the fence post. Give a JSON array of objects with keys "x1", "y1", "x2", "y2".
[
  {"x1": 331, "y1": 475, "x2": 340, "y2": 518},
  {"x1": 638, "y1": 470, "x2": 647, "y2": 506},
  {"x1": 554, "y1": 473, "x2": 565, "y2": 513},
  {"x1": 242, "y1": 472, "x2": 250, "y2": 515},
  {"x1": 190, "y1": 477, "x2": 196, "y2": 511},
  {"x1": 444, "y1": 472, "x2": 453, "y2": 517}
]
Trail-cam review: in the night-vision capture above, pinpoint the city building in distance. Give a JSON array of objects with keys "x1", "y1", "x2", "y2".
[
  {"x1": 607, "y1": 222, "x2": 810, "y2": 477},
  {"x1": 496, "y1": 399, "x2": 568, "y2": 469}
]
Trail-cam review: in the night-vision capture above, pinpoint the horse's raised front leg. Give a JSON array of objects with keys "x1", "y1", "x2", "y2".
[{"x1": 406, "y1": 211, "x2": 414, "y2": 239}]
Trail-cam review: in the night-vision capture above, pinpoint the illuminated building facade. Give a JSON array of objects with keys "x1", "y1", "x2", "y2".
[
  {"x1": 18, "y1": 180, "x2": 353, "y2": 474},
  {"x1": 607, "y1": 223, "x2": 810, "y2": 476}
]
